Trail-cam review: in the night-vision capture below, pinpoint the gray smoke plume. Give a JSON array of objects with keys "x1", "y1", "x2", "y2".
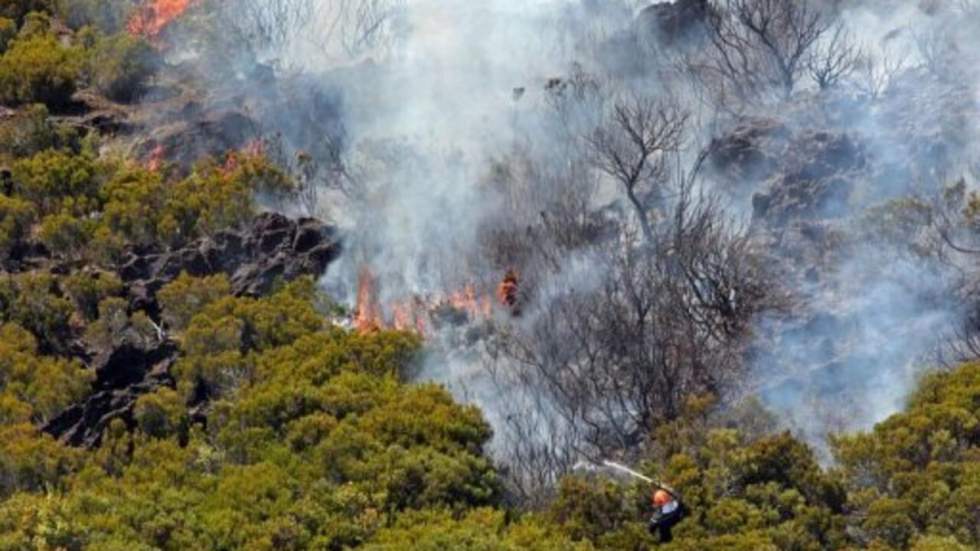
[{"x1": 174, "y1": 0, "x2": 980, "y2": 489}]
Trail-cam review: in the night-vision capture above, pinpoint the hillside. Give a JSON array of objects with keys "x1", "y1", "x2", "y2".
[{"x1": 0, "y1": 0, "x2": 978, "y2": 549}]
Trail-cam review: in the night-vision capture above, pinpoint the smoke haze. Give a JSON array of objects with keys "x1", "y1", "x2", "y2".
[{"x1": 180, "y1": 0, "x2": 980, "y2": 482}]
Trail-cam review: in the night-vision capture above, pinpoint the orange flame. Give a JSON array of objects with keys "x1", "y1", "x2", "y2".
[
  {"x1": 354, "y1": 266, "x2": 498, "y2": 337},
  {"x1": 146, "y1": 144, "x2": 166, "y2": 172},
  {"x1": 355, "y1": 267, "x2": 383, "y2": 333},
  {"x1": 128, "y1": 0, "x2": 196, "y2": 40}
]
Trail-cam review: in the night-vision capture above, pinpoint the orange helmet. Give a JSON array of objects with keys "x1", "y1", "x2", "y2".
[{"x1": 653, "y1": 489, "x2": 673, "y2": 507}]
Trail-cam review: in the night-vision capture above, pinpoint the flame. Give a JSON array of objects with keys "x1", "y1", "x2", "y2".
[
  {"x1": 445, "y1": 284, "x2": 493, "y2": 319},
  {"x1": 146, "y1": 144, "x2": 166, "y2": 172},
  {"x1": 355, "y1": 267, "x2": 383, "y2": 333},
  {"x1": 353, "y1": 267, "x2": 499, "y2": 336},
  {"x1": 128, "y1": 0, "x2": 196, "y2": 40}
]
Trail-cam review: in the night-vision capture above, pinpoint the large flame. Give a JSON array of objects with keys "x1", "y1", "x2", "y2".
[
  {"x1": 355, "y1": 267, "x2": 384, "y2": 333},
  {"x1": 354, "y1": 266, "x2": 499, "y2": 336},
  {"x1": 128, "y1": 0, "x2": 196, "y2": 40}
]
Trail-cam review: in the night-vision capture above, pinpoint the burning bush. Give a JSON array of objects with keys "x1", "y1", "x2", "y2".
[{"x1": 127, "y1": 0, "x2": 196, "y2": 41}]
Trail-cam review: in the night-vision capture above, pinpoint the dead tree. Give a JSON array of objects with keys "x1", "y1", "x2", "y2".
[
  {"x1": 212, "y1": 0, "x2": 403, "y2": 64},
  {"x1": 213, "y1": 0, "x2": 317, "y2": 61},
  {"x1": 335, "y1": 0, "x2": 406, "y2": 58},
  {"x1": 586, "y1": 95, "x2": 688, "y2": 243},
  {"x1": 698, "y1": 0, "x2": 831, "y2": 104},
  {"x1": 497, "y1": 174, "x2": 779, "y2": 461},
  {"x1": 807, "y1": 22, "x2": 861, "y2": 91}
]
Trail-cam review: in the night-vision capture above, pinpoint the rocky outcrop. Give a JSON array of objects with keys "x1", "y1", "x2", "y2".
[
  {"x1": 709, "y1": 117, "x2": 791, "y2": 184},
  {"x1": 43, "y1": 212, "x2": 340, "y2": 447},
  {"x1": 135, "y1": 107, "x2": 259, "y2": 171},
  {"x1": 637, "y1": 0, "x2": 713, "y2": 46},
  {"x1": 752, "y1": 131, "x2": 867, "y2": 227},
  {"x1": 43, "y1": 340, "x2": 178, "y2": 447},
  {"x1": 121, "y1": 212, "x2": 341, "y2": 316}
]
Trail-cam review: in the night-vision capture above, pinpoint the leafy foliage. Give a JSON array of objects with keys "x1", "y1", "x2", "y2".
[
  {"x1": 833, "y1": 362, "x2": 980, "y2": 549},
  {"x1": 0, "y1": 194, "x2": 34, "y2": 257},
  {"x1": 0, "y1": 323, "x2": 92, "y2": 424},
  {"x1": 0, "y1": 272, "x2": 73, "y2": 352},
  {"x1": 0, "y1": 31, "x2": 82, "y2": 109}
]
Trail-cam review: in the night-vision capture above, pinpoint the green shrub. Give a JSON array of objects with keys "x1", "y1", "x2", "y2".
[
  {"x1": 82, "y1": 296, "x2": 128, "y2": 349},
  {"x1": 0, "y1": 272, "x2": 72, "y2": 351},
  {"x1": 0, "y1": 323, "x2": 93, "y2": 423},
  {"x1": 98, "y1": 165, "x2": 167, "y2": 246},
  {"x1": 38, "y1": 212, "x2": 93, "y2": 259},
  {"x1": 134, "y1": 388, "x2": 186, "y2": 439},
  {"x1": 16, "y1": 10, "x2": 51, "y2": 37},
  {"x1": 158, "y1": 272, "x2": 232, "y2": 333},
  {"x1": 0, "y1": 32, "x2": 82, "y2": 109},
  {"x1": 84, "y1": 32, "x2": 159, "y2": 103},
  {"x1": 0, "y1": 194, "x2": 34, "y2": 256},
  {"x1": 62, "y1": 269, "x2": 123, "y2": 321},
  {"x1": 0, "y1": 103, "x2": 54, "y2": 160},
  {"x1": 12, "y1": 149, "x2": 106, "y2": 216}
]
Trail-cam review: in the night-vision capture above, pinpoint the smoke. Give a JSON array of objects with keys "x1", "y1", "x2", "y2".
[
  {"x1": 317, "y1": 0, "x2": 979, "y2": 462},
  {"x1": 169, "y1": 0, "x2": 980, "y2": 485}
]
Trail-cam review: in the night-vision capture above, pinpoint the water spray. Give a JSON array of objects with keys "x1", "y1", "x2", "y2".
[
  {"x1": 594, "y1": 460, "x2": 680, "y2": 497},
  {"x1": 601, "y1": 460, "x2": 654, "y2": 483}
]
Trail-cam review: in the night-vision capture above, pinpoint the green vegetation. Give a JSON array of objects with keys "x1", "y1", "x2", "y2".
[
  {"x1": 833, "y1": 363, "x2": 980, "y2": 549},
  {"x1": 0, "y1": 269, "x2": 977, "y2": 549},
  {"x1": 0, "y1": 31, "x2": 82, "y2": 109},
  {"x1": 0, "y1": 4, "x2": 975, "y2": 550}
]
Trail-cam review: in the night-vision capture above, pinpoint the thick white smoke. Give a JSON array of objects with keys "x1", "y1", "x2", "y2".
[{"x1": 214, "y1": 0, "x2": 980, "y2": 477}]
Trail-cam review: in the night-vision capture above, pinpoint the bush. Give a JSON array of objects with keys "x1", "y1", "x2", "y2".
[
  {"x1": 0, "y1": 323, "x2": 93, "y2": 423},
  {"x1": 134, "y1": 388, "x2": 186, "y2": 439},
  {"x1": 12, "y1": 149, "x2": 106, "y2": 216},
  {"x1": 158, "y1": 272, "x2": 232, "y2": 333},
  {"x1": 0, "y1": 32, "x2": 82, "y2": 109},
  {"x1": 38, "y1": 212, "x2": 93, "y2": 259},
  {"x1": 833, "y1": 361, "x2": 980, "y2": 548},
  {"x1": 84, "y1": 32, "x2": 159, "y2": 103},
  {"x1": 0, "y1": 194, "x2": 34, "y2": 256},
  {"x1": 98, "y1": 166, "x2": 167, "y2": 246},
  {"x1": 0, "y1": 104, "x2": 55, "y2": 160},
  {"x1": 0, "y1": 272, "x2": 72, "y2": 351},
  {"x1": 62, "y1": 269, "x2": 123, "y2": 321}
]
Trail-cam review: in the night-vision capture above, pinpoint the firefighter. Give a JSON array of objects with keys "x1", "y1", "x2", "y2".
[
  {"x1": 497, "y1": 269, "x2": 520, "y2": 315},
  {"x1": 649, "y1": 487, "x2": 685, "y2": 543}
]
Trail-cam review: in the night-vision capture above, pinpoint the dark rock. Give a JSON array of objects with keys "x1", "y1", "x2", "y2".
[
  {"x1": 91, "y1": 341, "x2": 179, "y2": 391},
  {"x1": 44, "y1": 212, "x2": 340, "y2": 448},
  {"x1": 119, "y1": 211, "x2": 341, "y2": 313},
  {"x1": 637, "y1": 0, "x2": 713, "y2": 46},
  {"x1": 710, "y1": 117, "x2": 791, "y2": 183},
  {"x1": 136, "y1": 109, "x2": 259, "y2": 172},
  {"x1": 43, "y1": 340, "x2": 177, "y2": 448},
  {"x1": 752, "y1": 132, "x2": 867, "y2": 227}
]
